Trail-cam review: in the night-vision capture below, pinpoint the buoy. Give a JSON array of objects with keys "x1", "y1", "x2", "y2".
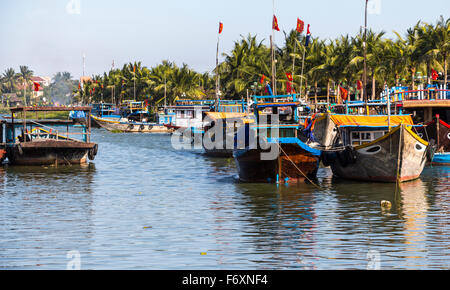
[{"x1": 381, "y1": 200, "x2": 392, "y2": 209}]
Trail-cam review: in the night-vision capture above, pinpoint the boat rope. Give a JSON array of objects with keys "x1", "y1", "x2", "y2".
[{"x1": 276, "y1": 143, "x2": 322, "y2": 189}]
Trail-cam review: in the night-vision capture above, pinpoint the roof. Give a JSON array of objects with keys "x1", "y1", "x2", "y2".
[
  {"x1": 330, "y1": 114, "x2": 414, "y2": 127},
  {"x1": 204, "y1": 112, "x2": 255, "y2": 124},
  {"x1": 401, "y1": 100, "x2": 450, "y2": 108},
  {"x1": 31, "y1": 76, "x2": 46, "y2": 82},
  {"x1": 256, "y1": 102, "x2": 300, "y2": 109}
]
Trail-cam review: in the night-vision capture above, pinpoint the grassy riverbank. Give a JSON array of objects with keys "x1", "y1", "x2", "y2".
[{"x1": 0, "y1": 106, "x2": 69, "y2": 120}]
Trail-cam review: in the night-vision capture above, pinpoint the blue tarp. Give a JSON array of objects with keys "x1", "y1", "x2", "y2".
[
  {"x1": 69, "y1": 111, "x2": 86, "y2": 119},
  {"x1": 267, "y1": 137, "x2": 321, "y2": 156}
]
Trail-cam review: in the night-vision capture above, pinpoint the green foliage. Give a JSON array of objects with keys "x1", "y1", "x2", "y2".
[{"x1": 2, "y1": 16, "x2": 448, "y2": 104}]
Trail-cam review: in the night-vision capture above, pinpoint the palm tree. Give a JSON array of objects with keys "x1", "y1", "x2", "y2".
[
  {"x1": 433, "y1": 16, "x2": 450, "y2": 85},
  {"x1": 306, "y1": 38, "x2": 326, "y2": 103},
  {"x1": 2, "y1": 68, "x2": 18, "y2": 94}
]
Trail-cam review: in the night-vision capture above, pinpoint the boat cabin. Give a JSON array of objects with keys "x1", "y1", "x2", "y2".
[
  {"x1": 329, "y1": 114, "x2": 416, "y2": 148},
  {"x1": 165, "y1": 100, "x2": 215, "y2": 129}
]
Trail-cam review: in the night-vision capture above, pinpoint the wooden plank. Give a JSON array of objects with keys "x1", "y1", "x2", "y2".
[{"x1": 402, "y1": 100, "x2": 450, "y2": 108}]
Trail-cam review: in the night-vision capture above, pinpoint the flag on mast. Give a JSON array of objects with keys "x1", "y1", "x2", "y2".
[
  {"x1": 296, "y1": 18, "x2": 304, "y2": 34},
  {"x1": 431, "y1": 69, "x2": 439, "y2": 80},
  {"x1": 33, "y1": 82, "x2": 40, "y2": 92},
  {"x1": 272, "y1": 15, "x2": 280, "y2": 31},
  {"x1": 305, "y1": 24, "x2": 311, "y2": 47},
  {"x1": 219, "y1": 22, "x2": 223, "y2": 34},
  {"x1": 286, "y1": 72, "x2": 294, "y2": 82},
  {"x1": 260, "y1": 75, "x2": 266, "y2": 84},
  {"x1": 340, "y1": 87, "x2": 348, "y2": 101}
]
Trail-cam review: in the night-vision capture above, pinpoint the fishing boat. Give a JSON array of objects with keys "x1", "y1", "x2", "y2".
[
  {"x1": 202, "y1": 100, "x2": 251, "y2": 157},
  {"x1": 321, "y1": 114, "x2": 430, "y2": 183},
  {"x1": 164, "y1": 100, "x2": 215, "y2": 131},
  {"x1": 4, "y1": 106, "x2": 98, "y2": 166},
  {"x1": 91, "y1": 115, "x2": 173, "y2": 133},
  {"x1": 92, "y1": 100, "x2": 173, "y2": 133},
  {"x1": 416, "y1": 115, "x2": 450, "y2": 165},
  {"x1": 233, "y1": 94, "x2": 321, "y2": 183},
  {"x1": 203, "y1": 111, "x2": 254, "y2": 158}
]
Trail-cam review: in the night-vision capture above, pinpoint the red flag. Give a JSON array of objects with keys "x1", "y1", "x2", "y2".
[
  {"x1": 431, "y1": 69, "x2": 439, "y2": 80},
  {"x1": 219, "y1": 22, "x2": 223, "y2": 34},
  {"x1": 340, "y1": 87, "x2": 348, "y2": 101},
  {"x1": 260, "y1": 75, "x2": 266, "y2": 84},
  {"x1": 296, "y1": 18, "x2": 304, "y2": 34},
  {"x1": 357, "y1": 80, "x2": 363, "y2": 90},
  {"x1": 286, "y1": 82, "x2": 292, "y2": 94},
  {"x1": 307, "y1": 24, "x2": 311, "y2": 35},
  {"x1": 78, "y1": 83, "x2": 81, "y2": 90},
  {"x1": 272, "y1": 15, "x2": 280, "y2": 31},
  {"x1": 33, "y1": 82, "x2": 40, "y2": 92},
  {"x1": 286, "y1": 72, "x2": 294, "y2": 82}
]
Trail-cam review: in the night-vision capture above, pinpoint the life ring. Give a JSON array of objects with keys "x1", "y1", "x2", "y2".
[
  {"x1": 139, "y1": 124, "x2": 145, "y2": 131},
  {"x1": 127, "y1": 124, "x2": 135, "y2": 130},
  {"x1": 148, "y1": 125, "x2": 154, "y2": 131}
]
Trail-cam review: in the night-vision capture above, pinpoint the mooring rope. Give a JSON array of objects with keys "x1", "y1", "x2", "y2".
[{"x1": 276, "y1": 143, "x2": 322, "y2": 189}]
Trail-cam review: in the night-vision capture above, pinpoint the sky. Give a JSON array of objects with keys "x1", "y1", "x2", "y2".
[{"x1": 0, "y1": 0, "x2": 448, "y2": 79}]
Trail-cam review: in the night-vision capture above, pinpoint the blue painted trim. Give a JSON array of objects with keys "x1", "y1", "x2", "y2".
[
  {"x1": 267, "y1": 137, "x2": 322, "y2": 156},
  {"x1": 433, "y1": 153, "x2": 450, "y2": 164}
]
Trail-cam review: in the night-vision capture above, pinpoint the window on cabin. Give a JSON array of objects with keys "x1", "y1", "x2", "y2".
[
  {"x1": 350, "y1": 131, "x2": 387, "y2": 146},
  {"x1": 185, "y1": 110, "x2": 194, "y2": 119},
  {"x1": 176, "y1": 111, "x2": 182, "y2": 118}
]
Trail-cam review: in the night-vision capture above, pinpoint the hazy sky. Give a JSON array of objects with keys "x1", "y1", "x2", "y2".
[{"x1": 0, "y1": 0, "x2": 448, "y2": 79}]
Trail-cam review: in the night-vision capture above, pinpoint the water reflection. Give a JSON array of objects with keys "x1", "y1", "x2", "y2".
[
  {"x1": 0, "y1": 129, "x2": 448, "y2": 269},
  {"x1": 0, "y1": 164, "x2": 96, "y2": 269}
]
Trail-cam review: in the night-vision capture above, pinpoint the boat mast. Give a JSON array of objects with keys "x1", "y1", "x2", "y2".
[
  {"x1": 164, "y1": 74, "x2": 167, "y2": 108},
  {"x1": 215, "y1": 22, "x2": 221, "y2": 103},
  {"x1": 363, "y1": 0, "x2": 368, "y2": 103},
  {"x1": 271, "y1": 0, "x2": 277, "y2": 96}
]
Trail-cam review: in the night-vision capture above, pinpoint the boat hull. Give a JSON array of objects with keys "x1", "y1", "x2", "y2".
[
  {"x1": 93, "y1": 116, "x2": 173, "y2": 133},
  {"x1": 0, "y1": 148, "x2": 6, "y2": 164},
  {"x1": 204, "y1": 148, "x2": 234, "y2": 158},
  {"x1": 416, "y1": 119, "x2": 450, "y2": 166},
  {"x1": 6, "y1": 140, "x2": 97, "y2": 166},
  {"x1": 234, "y1": 142, "x2": 320, "y2": 183},
  {"x1": 325, "y1": 126, "x2": 428, "y2": 183},
  {"x1": 432, "y1": 152, "x2": 450, "y2": 166}
]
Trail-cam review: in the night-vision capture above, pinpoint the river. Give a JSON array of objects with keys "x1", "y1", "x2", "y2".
[{"x1": 0, "y1": 129, "x2": 448, "y2": 269}]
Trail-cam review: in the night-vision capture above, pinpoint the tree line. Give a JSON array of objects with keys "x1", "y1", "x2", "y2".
[{"x1": 1, "y1": 16, "x2": 448, "y2": 106}]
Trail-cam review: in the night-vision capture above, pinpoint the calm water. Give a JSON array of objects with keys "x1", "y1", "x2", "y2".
[{"x1": 0, "y1": 129, "x2": 448, "y2": 270}]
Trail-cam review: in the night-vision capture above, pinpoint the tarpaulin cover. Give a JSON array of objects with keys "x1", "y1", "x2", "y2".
[
  {"x1": 330, "y1": 114, "x2": 414, "y2": 127},
  {"x1": 205, "y1": 112, "x2": 255, "y2": 124}
]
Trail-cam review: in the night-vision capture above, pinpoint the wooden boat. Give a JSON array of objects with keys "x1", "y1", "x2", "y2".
[
  {"x1": 233, "y1": 95, "x2": 321, "y2": 183},
  {"x1": 416, "y1": 115, "x2": 450, "y2": 165},
  {"x1": 164, "y1": 100, "x2": 215, "y2": 132},
  {"x1": 5, "y1": 106, "x2": 98, "y2": 166},
  {"x1": 202, "y1": 111, "x2": 254, "y2": 158},
  {"x1": 92, "y1": 115, "x2": 173, "y2": 133},
  {"x1": 321, "y1": 115, "x2": 429, "y2": 183}
]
